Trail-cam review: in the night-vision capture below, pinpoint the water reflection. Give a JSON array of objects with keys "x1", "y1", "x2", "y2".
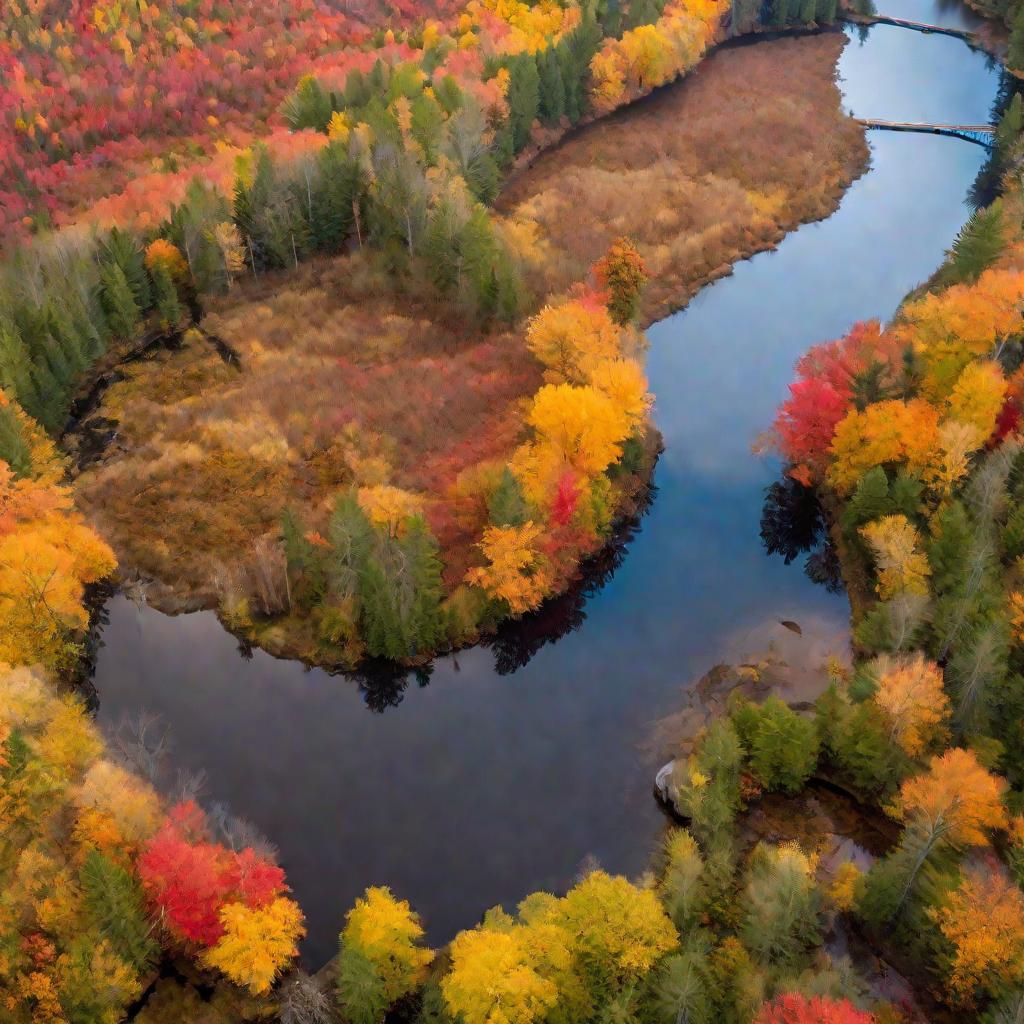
[{"x1": 89, "y1": 12, "x2": 999, "y2": 964}]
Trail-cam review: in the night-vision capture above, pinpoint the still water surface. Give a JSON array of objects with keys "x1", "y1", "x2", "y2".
[{"x1": 90, "y1": 5, "x2": 1001, "y2": 965}]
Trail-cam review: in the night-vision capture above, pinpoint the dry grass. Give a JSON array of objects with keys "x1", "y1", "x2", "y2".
[
  {"x1": 73, "y1": 32, "x2": 867, "y2": 631},
  {"x1": 497, "y1": 32, "x2": 869, "y2": 321}
]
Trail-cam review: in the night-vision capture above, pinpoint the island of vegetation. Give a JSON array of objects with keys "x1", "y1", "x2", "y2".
[{"x1": 8, "y1": 0, "x2": 1023, "y2": 1022}]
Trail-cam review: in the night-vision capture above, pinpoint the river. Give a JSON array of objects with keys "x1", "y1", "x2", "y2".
[{"x1": 88, "y1": 4, "x2": 1002, "y2": 966}]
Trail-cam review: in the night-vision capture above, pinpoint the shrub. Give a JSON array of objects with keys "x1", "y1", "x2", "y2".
[{"x1": 732, "y1": 697, "x2": 820, "y2": 793}]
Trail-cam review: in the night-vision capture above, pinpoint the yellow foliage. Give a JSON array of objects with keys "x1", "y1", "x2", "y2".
[
  {"x1": 527, "y1": 383, "x2": 632, "y2": 477},
  {"x1": 892, "y1": 747, "x2": 1007, "y2": 846},
  {"x1": 829, "y1": 861, "x2": 862, "y2": 913},
  {"x1": 924, "y1": 419, "x2": 983, "y2": 499},
  {"x1": 870, "y1": 653, "x2": 950, "y2": 757},
  {"x1": 201, "y1": 897, "x2": 305, "y2": 994},
  {"x1": 587, "y1": 357, "x2": 651, "y2": 428},
  {"x1": 525, "y1": 300, "x2": 622, "y2": 383},
  {"x1": 930, "y1": 866, "x2": 1024, "y2": 1005},
  {"x1": 466, "y1": 522, "x2": 551, "y2": 615},
  {"x1": 73, "y1": 760, "x2": 163, "y2": 859},
  {"x1": 357, "y1": 485, "x2": 424, "y2": 537},
  {"x1": 828, "y1": 399, "x2": 939, "y2": 494},
  {"x1": 442, "y1": 927, "x2": 560, "y2": 1024},
  {"x1": 946, "y1": 361, "x2": 1006, "y2": 438},
  {"x1": 341, "y1": 886, "x2": 433, "y2": 1003},
  {"x1": 859, "y1": 515, "x2": 931, "y2": 600}
]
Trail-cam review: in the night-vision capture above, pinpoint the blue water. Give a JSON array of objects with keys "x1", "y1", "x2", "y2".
[{"x1": 89, "y1": 9, "x2": 1001, "y2": 965}]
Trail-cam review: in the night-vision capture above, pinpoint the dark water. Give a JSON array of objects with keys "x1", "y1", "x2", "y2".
[{"x1": 89, "y1": 7, "x2": 1000, "y2": 967}]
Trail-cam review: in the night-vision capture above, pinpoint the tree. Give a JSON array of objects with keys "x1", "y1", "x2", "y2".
[
  {"x1": 467, "y1": 522, "x2": 552, "y2": 615},
  {"x1": 98, "y1": 262, "x2": 141, "y2": 340},
  {"x1": 731, "y1": 697, "x2": 820, "y2": 793},
  {"x1": 336, "y1": 886, "x2": 433, "y2": 1023},
  {"x1": 658, "y1": 830, "x2": 706, "y2": 932},
  {"x1": 593, "y1": 238, "x2": 649, "y2": 325},
  {"x1": 930, "y1": 863, "x2": 1024, "y2": 1006},
  {"x1": 488, "y1": 467, "x2": 528, "y2": 527},
  {"x1": 860, "y1": 515, "x2": 931, "y2": 600},
  {"x1": 442, "y1": 928, "x2": 560, "y2": 1024},
  {"x1": 202, "y1": 897, "x2": 305, "y2": 994},
  {"x1": 945, "y1": 203, "x2": 1005, "y2": 284},
  {"x1": 545, "y1": 870, "x2": 677, "y2": 990},
  {"x1": 892, "y1": 747, "x2": 1007, "y2": 847},
  {"x1": 740, "y1": 843, "x2": 821, "y2": 968},
  {"x1": 752, "y1": 993, "x2": 875, "y2": 1024},
  {"x1": 868, "y1": 653, "x2": 950, "y2": 757},
  {"x1": 1009, "y1": 4, "x2": 1024, "y2": 74},
  {"x1": 525, "y1": 300, "x2": 623, "y2": 382},
  {"x1": 79, "y1": 851, "x2": 157, "y2": 972},
  {"x1": 507, "y1": 54, "x2": 541, "y2": 152}
]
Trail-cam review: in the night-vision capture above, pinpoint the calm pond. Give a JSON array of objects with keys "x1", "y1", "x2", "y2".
[{"x1": 89, "y1": 3, "x2": 1002, "y2": 966}]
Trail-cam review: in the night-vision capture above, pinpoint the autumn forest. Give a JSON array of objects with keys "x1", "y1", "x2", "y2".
[{"x1": 5, "y1": 0, "x2": 1024, "y2": 1022}]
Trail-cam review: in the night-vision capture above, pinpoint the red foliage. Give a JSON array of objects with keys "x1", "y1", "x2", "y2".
[
  {"x1": 0, "y1": 0, "x2": 465, "y2": 238},
  {"x1": 754, "y1": 994, "x2": 875, "y2": 1024},
  {"x1": 771, "y1": 319, "x2": 905, "y2": 479},
  {"x1": 551, "y1": 472, "x2": 580, "y2": 525},
  {"x1": 138, "y1": 800, "x2": 287, "y2": 946}
]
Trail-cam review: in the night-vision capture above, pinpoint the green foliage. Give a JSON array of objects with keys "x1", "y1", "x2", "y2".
[
  {"x1": 0, "y1": 398, "x2": 31, "y2": 477},
  {"x1": 651, "y1": 937, "x2": 713, "y2": 1024},
  {"x1": 740, "y1": 843, "x2": 822, "y2": 968},
  {"x1": 80, "y1": 850, "x2": 158, "y2": 972},
  {"x1": 488, "y1": 467, "x2": 529, "y2": 527},
  {"x1": 99, "y1": 261, "x2": 141, "y2": 341},
  {"x1": 507, "y1": 53, "x2": 541, "y2": 152},
  {"x1": 336, "y1": 946, "x2": 390, "y2": 1024},
  {"x1": 1010, "y1": 5, "x2": 1024, "y2": 74},
  {"x1": 150, "y1": 263, "x2": 184, "y2": 331},
  {"x1": 731, "y1": 697, "x2": 820, "y2": 793},
  {"x1": 815, "y1": 685, "x2": 908, "y2": 798},
  {"x1": 283, "y1": 75, "x2": 337, "y2": 131},
  {"x1": 658, "y1": 830, "x2": 706, "y2": 933},
  {"x1": 99, "y1": 228, "x2": 151, "y2": 312},
  {"x1": 941, "y1": 202, "x2": 1005, "y2": 286},
  {"x1": 671, "y1": 719, "x2": 743, "y2": 848}
]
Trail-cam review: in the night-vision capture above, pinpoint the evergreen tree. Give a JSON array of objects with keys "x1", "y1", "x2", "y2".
[
  {"x1": 506, "y1": 54, "x2": 541, "y2": 152},
  {"x1": 150, "y1": 263, "x2": 184, "y2": 330},
  {"x1": 0, "y1": 399, "x2": 31, "y2": 477},
  {"x1": 80, "y1": 851, "x2": 158, "y2": 971},
  {"x1": 98, "y1": 261, "x2": 141, "y2": 340},
  {"x1": 402, "y1": 515, "x2": 446, "y2": 655},
  {"x1": 336, "y1": 946, "x2": 389, "y2": 1024},
  {"x1": 945, "y1": 202, "x2": 1005, "y2": 284},
  {"x1": 306, "y1": 144, "x2": 360, "y2": 254},
  {"x1": 815, "y1": 0, "x2": 838, "y2": 21},
  {"x1": 488, "y1": 468, "x2": 528, "y2": 527},
  {"x1": 1010, "y1": 5, "x2": 1024, "y2": 74},
  {"x1": 99, "y1": 228, "x2": 151, "y2": 313},
  {"x1": 538, "y1": 49, "x2": 567, "y2": 126},
  {"x1": 282, "y1": 74, "x2": 336, "y2": 131}
]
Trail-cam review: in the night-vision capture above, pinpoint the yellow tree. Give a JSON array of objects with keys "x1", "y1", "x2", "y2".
[
  {"x1": 442, "y1": 927, "x2": 560, "y2": 1024},
  {"x1": 860, "y1": 515, "x2": 931, "y2": 600},
  {"x1": 339, "y1": 886, "x2": 433, "y2": 1006},
  {"x1": 946, "y1": 361, "x2": 1006, "y2": 438},
  {"x1": 891, "y1": 747, "x2": 1007, "y2": 846},
  {"x1": 202, "y1": 897, "x2": 305, "y2": 995},
  {"x1": 930, "y1": 864, "x2": 1024, "y2": 1005},
  {"x1": 357, "y1": 485, "x2": 423, "y2": 538},
  {"x1": 828, "y1": 399, "x2": 940, "y2": 494},
  {"x1": 466, "y1": 522, "x2": 552, "y2": 614},
  {"x1": 924, "y1": 420, "x2": 983, "y2": 500},
  {"x1": 525, "y1": 301, "x2": 623, "y2": 383},
  {"x1": 527, "y1": 383, "x2": 632, "y2": 478},
  {"x1": 587, "y1": 358, "x2": 651, "y2": 429},
  {"x1": 869, "y1": 653, "x2": 951, "y2": 757}
]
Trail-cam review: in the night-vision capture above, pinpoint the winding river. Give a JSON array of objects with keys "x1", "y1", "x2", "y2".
[{"x1": 89, "y1": 3, "x2": 1002, "y2": 966}]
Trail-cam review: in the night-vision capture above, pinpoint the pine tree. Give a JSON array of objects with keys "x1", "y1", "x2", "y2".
[
  {"x1": 946, "y1": 202, "x2": 1005, "y2": 284},
  {"x1": 506, "y1": 54, "x2": 541, "y2": 153},
  {"x1": 815, "y1": 0, "x2": 838, "y2": 21},
  {"x1": 99, "y1": 228, "x2": 151, "y2": 313},
  {"x1": 0, "y1": 323, "x2": 43, "y2": 426},
  {"x1": 538, "y1": 50, "x2": 566, "y2": 126},
  {"x1": 489, "y1": 468, "x2": 528, "y2": 527},
  {"x1": 1010, "y1": 5, "x2": 1024, "y2": 74},
  {"x1": 402, "y1": 516, "x2": 446, "y2": 655},
  {"x1": 99, "y1": 262, "x2": 141, "y2": 340},
  {"x1": 80, "y1": 851, "x2": 158, "y2": 971},
  {"x1": 0, "y1": 399, "x2": 31, "y2": 477},
  {"x1": 151, "y1": 263, "x2": 184, "y2": 331}
]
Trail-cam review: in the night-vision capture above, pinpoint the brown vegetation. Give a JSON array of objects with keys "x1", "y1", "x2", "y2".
[{"x1": 497, "y1": 33, "x2": 869, "y2": 322}]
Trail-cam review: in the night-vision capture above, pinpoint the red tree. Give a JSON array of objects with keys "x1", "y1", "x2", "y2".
[{"x1": 754, "y1": 994, "x2": 875, "y2": 1024}]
